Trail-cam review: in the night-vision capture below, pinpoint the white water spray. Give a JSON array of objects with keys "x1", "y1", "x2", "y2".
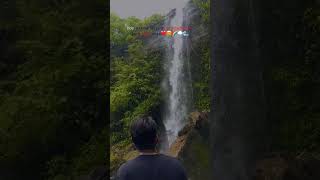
[{"x1": 162, "y1": 5, "x2": 192, "y2": 148}]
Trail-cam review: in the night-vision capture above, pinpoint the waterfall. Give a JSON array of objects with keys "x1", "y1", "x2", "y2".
[{"x1": 162, "y1": 5, "x2": 192, "y2": 149}]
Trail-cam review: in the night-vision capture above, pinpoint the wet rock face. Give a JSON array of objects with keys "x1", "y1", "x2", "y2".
[
  {"x1": 169, "y1": 111, "x2": 211, "y2": 180},
  {"x1": 210, "y1": 0, "x2": 268, "y2": 178}
]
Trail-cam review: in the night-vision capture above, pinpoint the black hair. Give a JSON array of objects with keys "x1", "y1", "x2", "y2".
[{"x1": 130, "y1": 116, "x2": 158, "y2": 150}]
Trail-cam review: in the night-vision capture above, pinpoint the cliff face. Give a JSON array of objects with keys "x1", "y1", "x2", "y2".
[
  {"x1": 210, "y1": 0, "x2": 320, "y2": 179},
  {"x1": 210, "y1": 1, "x2": 267, "y2": 179}
]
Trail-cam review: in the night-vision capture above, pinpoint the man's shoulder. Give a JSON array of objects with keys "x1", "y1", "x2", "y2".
[
  {"x1": 116, "y1": 154, "x2": 187, "y2": 179},
  {"x1": 157, "y1": 154, "x2": 187, "y2": 177},
  {"x1": 158, "y1": 154, "x2": 181, "y2": 163},
  {"x1": 118, "y1": 157, "x2": 137, "y2": 172},
  {"x1": 120, "y1": 154, "x2": 181, "y2": 167},
  {"x1": 118, "y1": 154, "x2": 183, "y2": 171},
  {"x1": 155, "y1": 154, "x2": 186, "y2": 170}
]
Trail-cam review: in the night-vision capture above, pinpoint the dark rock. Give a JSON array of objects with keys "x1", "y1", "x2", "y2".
[
  {"x1": 88, "y1": 166, "x2": 108, "y2": 180},
  {"x1": 169, "y1": 111, "x2": 211, "y2": 180},
  {"x1": 255, "y1": 155, "x2": 320, "y2": 180}
]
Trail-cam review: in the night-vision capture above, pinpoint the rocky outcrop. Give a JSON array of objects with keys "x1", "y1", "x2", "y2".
[{"x1": 168, "y1": 111, "x2": 211, "y2": 180}]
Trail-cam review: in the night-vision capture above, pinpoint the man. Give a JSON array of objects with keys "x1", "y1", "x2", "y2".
[{"x1": 116, "y1": 116, "x2": 188, "y2": 180}]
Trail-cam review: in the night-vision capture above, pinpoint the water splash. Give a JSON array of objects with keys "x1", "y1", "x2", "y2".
[{"x1": 162, "y1": 6, "x2": 192, "y2": 148}]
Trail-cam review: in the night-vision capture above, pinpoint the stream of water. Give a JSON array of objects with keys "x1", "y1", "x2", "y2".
[{"x1": 162, "y1": 5, "x2": 192, "y2": 148}]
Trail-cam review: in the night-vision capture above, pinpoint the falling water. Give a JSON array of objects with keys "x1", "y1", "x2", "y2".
[{"x1": 162, "y1": 5, "x2": 192, "y2": 148}]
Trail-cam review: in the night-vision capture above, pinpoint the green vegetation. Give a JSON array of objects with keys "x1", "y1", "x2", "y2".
[
  {"x1": 191, "y1": 40, "x2": 210, "y2": 111},
  {"x1": 190, "y1": 0, "x2": 211, "y2": 111},
  {"x1": 192, "y1": 0, "x2": 210, "y2": 24},
  {"x1": 0, "y1": 1, "x2": 107, "y2": 179},
  {"x1": 110, "y1": 13, "x2": 165, "y2": 173},
  {"x1": 265, "y1": 4, "x2": 320, "y2": 156}
]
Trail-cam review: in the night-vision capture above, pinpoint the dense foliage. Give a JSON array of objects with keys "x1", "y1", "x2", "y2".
[
  {"x1": 110, "y1": 13, "x2": 165, "y2": 172},
  {"x1": 189, "y1": 0, "x2": 211, "y2": 111},
  {"x1": 0, "y1": 1, "x2": 107, "y2": 179},
  {"x1": 261, "y1": 1, "x2": 320, "y2": 156},
  {"x1": 192, "y1": 0, "x2": 210, "y2": 24}
]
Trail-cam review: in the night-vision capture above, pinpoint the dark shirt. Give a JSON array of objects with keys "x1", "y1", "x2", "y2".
[{"x1": 116, "y1": 154, "x2": 188, "y2": 180}]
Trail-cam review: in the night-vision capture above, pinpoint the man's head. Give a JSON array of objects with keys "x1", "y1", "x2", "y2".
[{"x1": 130, "y1": 116, "x2": 158, "y2": 151}]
